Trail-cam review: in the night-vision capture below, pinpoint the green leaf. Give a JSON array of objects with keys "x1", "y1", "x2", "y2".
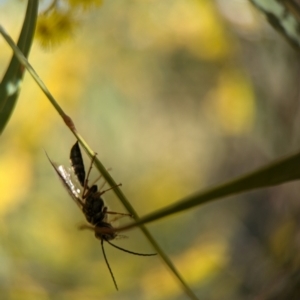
[
  {"x1": 249, "y1": 0, "x2": 300, "y2": 51},
  {"x1": 78, "y1": 138, "x2": 199, "y2": 300},
  {"x1": 120, "y1": 150, "x2": 300, "y2": 230},
  {"x1": 0, "y1": 0, "x2": 38, "y2": 135}
]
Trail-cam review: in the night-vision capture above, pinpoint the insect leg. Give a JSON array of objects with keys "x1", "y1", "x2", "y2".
[
  {"x1": 88, "y1": 167, "x2": 112, "y2": 190},
  {"x1": 82, "y1": 153, "x2": 97, "y2": 198},
  {"x1": 106, "y1": 211, "x2": 133, "y2": 223},
  {"x1": 98, "y1": 183, "x2": 122, "y2": 196}
]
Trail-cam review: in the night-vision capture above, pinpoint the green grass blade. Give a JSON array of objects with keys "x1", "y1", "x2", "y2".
[
  {"x1": 120, "y1": 151, "x2": 300, "y2": 230},
  {"x1": 0, "y1": 0, "x2": 38, "y2": 135},
  {"x1": 78, "y1": 141, "x2": 199, "y2": 299},
  {"x1": 249, "y1": 0, "x2": 300, "y2": 51},
  {"x1": 0, "y1": 25, "x2": 70, "y2": 121},
  {"x1": 0, "y1": 27, "x2": 199, "y2": 299}
]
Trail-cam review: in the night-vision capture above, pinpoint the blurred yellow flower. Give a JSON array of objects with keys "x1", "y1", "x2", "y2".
[
  {"x1": 0, "y1": 151, "x2": 32, "y2": 217},
  {"x1": 36, "y1": 10, "x2": 77, "y2": 48},
  {"x1": 67, "y1": 0, "x2": 103, "y2": 10},
  {"x1": 209, "y1": 70, "x2": 255, "y2": 135}
]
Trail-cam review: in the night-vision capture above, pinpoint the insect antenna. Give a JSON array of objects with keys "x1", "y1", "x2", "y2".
[
  {"x1": 105, "y1": 239, "x2": 157, "y2": 256},
  {"x1": 101, "y1": 239, "x2": 119, "y2": 291}
]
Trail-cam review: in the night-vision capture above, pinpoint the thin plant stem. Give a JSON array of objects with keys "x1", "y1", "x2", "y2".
[{"x1": 0, "y1": 25, "x2": 198, "y2": 299}]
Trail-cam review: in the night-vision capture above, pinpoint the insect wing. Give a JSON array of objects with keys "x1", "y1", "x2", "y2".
[
  {"x1": 45, "y1": 151, "x2": 83, "y2": 209},
  {"x1": 58, "y1": 165, "x2": 83, "y2": 202}
]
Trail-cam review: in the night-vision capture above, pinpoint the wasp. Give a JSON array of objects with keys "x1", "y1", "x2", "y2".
[{"x1": 46, "y1": 142, "x2": 156, "y2": 290}]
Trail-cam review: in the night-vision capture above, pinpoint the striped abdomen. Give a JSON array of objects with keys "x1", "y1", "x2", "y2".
[{"x1": 70, "y1": 141, "x2": 86, "y2": 187}]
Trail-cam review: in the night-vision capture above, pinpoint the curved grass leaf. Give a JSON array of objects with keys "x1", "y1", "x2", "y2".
[
  {"x1": 119, "y1": 151, "x2": 300, "y2": 230},
  {"x1": 249, "y1": 0, "x2": 300, "y2": 51},
  {"x1": 0, "y1": 27, "x2": 199, "y2": 299},
  {"x1": 0, "y1": 0, "x2": 38, "y2": 135},
  {"x1": 91, "y1": 148, "x2": 198, "y2": 299}
]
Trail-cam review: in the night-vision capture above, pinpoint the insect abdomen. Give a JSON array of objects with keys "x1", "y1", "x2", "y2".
[{"x1": 70, "y1": 142, "x2": 86, "y2": 187}]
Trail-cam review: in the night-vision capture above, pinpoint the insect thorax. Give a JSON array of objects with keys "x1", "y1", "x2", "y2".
[{"x1": 83, "y1": 185, "x2": 107, "y2": 225}]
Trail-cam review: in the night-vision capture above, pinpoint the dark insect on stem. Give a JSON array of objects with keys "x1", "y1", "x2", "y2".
[
  {"x1": 70, "y1": 141, "x2": 85, "y2": 187},
  {"x1": 46, "y1": 142, "x2": 156, "y2": 290}
]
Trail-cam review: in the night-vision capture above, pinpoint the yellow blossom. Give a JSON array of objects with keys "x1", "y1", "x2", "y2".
[
  {"x1": 36, "y1": 10, "x2": 77, "y2": 48},
  {"x1": 67, "y1": 0, "x2": 103, "y2": 11}
]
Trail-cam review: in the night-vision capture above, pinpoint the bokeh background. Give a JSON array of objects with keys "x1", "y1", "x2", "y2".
[{"x1": 1, "y1": 0, "x2": 300, "y2": 299}]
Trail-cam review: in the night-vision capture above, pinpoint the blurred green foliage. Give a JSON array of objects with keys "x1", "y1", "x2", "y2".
[
  {"x1": 1, "y1": 0, "x2": 300, "y2": 299},
  {"x1": 0, "y1": 0, "x2": 37, "y2": 134}
]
